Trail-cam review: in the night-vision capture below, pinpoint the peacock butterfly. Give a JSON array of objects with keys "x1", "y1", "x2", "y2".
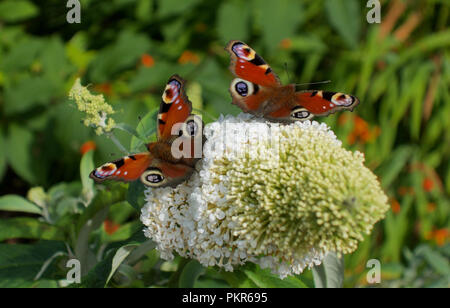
[
  {"x1": 90, "y1": 75, "x2": 203, "y2": 188},
  {"x1": 225, "y1": 40, "x2": 359, "y2": 122}
]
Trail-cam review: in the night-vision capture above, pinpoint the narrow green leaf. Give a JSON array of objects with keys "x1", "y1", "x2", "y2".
[
  {"x1": 0, "y1": 195, "x2": 42, "y2": 214},
  {"x1": 106, "y1": 244, "x2": 138, "y2": 286},
  {"x1": 322, "y1": 252, "x2": 344, "y2": 288},
  {"x1": 80, "y1": 150, "x2": 94, "y2": 201},
  {"x1": 312, "y1": 264, "x2": 327, "y2": 288},
  {"x1": 179, "y1": 260, "x2": 205, "y2": 288},
  {"x1": 417, "y1": 246, "x2": 450, "y2": 276},
  {"x1": 0, "y1": 129, "x2": 6, "y2": 181},
  {"x1": 324, "y1": 0, "x2": 361, "y2": 49},
  {"x1": 6, "y1": 124, "x2": 36, "y2": 183},
  {"x1": 375, "y1": 146, "x2": 414, "y2": 189}
]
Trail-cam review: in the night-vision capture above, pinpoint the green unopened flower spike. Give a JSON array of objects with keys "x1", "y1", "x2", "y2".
[
  {"x1": 69, "y1": 78, "x2": 115, "y2": 135},
  {"x1": 140, "y1": 113, "x2": 389, "y2": 279}
]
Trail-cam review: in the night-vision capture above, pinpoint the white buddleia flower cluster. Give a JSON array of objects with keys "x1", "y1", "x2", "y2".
[{"x1": 140, "y1": 113, "x2": 389, "y2": 279}]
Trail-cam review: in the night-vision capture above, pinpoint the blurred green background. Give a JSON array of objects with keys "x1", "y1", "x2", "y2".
[{"x1": 0, "y1": 0, "x2": 448, "y2": 288}]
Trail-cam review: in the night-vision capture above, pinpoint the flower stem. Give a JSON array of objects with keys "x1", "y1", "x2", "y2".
[{"x1": 107, "y1": 132, "x2": 129, "y2": 155}]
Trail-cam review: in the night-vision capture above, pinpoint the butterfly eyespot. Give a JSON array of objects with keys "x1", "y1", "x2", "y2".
[
  {"x1": 236, "y1": 82, "x2": 248, "y2": 96},
  {"x1": 230, "y1": 78, "x2": 254, "y2": 98},
  {"x1": 232, "y1": 42, "x2": 255, "y2": 61},
  {"x1": 331, "y1": 93, "x2": 354, "y2": 106},
  {"x1": 182, "y1": 115, "x2": 203, "y2": 138},
  {"x1": 162, "y1": 80, "x2": 181, "y2": 104},
  {"x1": 290, "y1": 107, "x2": 312, "y2": 120},
  {"x1": 141, "y1": 168, "x2": 166, "y2": 187}
]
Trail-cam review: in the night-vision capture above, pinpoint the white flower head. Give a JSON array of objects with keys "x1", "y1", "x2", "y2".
[{"x1": 140, "y1": 114, "x2": 389, "y2": 279}]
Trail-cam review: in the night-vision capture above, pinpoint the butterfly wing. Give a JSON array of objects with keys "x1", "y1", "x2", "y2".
[
  {"x1": 293, "y1": 90, "x2": 359, "y2": 119},
  {"x1": 157, "y1": 75, "x2": 193, "y2": 141},
  {"x1": 226, "y1": 40, "x2": 281, "y2": 87},
  {"x1": 140, "y1": 159, "x2": 194, "y2": 188},
  {"x1": 90, "y1": 153, "x2": 153, "y2": 183},
  {"x1": 226, "y1": 41, "x2": 290, "y2": 117}
]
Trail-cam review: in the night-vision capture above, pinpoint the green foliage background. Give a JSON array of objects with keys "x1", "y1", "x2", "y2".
[{"x1": 0, "y1": 0, "x2": 448, "y2": 288}]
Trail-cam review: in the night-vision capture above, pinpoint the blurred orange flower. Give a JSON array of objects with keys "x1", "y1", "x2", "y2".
[
  {"x1": 391, "y1": 198, "x2": 401, "y2": 214},
  {"x1": 94, "y1": 83, "x2": 112, "y2": 96},
  {"x1": 346, "y1": 115, "x2": 380, "y2": 145},
  {"x1": 426, "y1": 228, "x2": 449, "y2": 246},
  {"x1": 80, "y1": 140, "x2": 96, "y2": 155},
  {"x1": 337, "y1": 114, "x2": 350, "y2": 126},
  {"x1": 280, "y1": 38, "x2": 292, "y2": 49},
  {"x1": 397, "y1": 186, "x2": 415, "y2": 196},
  {"x1": 141, "y1": 53, "x2": 155, "y2": 68},
  {"x1": 422, "y1": 177, "x2": 434, "y2": 192},
  {"x1": 104, "y1": 219, "x2": 120, "y2": 235},
  {"x1": 433, "y1": 229, "x2": 449, "y2": 246},
  {"x1": 178, "y1": 50, "x2": 200, "y2": 65}
]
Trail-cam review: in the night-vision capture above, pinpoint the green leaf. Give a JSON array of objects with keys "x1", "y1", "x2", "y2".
[
  {"x1": 324, "y1": 0, "x2": 361, "y2": 49},
  {"x1": 75, "y1": 249, "x2": 116, "y2": 288},
  {"x1": 6, "y1": 124, "x2": 36, "y2": 183},
  {"x1": 4, "y1": 76, "x2": 56, "y2": 115},
  {"x1": 126, "y1": 181, "x2": 146, "y2": 211},
  {"x1": 375, "y1": 146, "x2": 414, "y2": 189},
  {"x1": 130, "y1": 108, "x2": 158, "y2": 152},
  {"x1": 114, "y1": 123, "x2": 142, "y2": 139},
  {"x1": 217, "y1": 1, "x2": 250, "y2": 43},
  {"x1": 80, "y1": 150, "x2": 95, "y2": 201},
  {"x1": 0, "y1": 129, "x2": 6, "y2": 181},
  {"x1": 0, "y1": 195, "x2": 42, "y2": 214},
  {"x1": 313, "y1": 252, "x2": 344, "y2": 288},
  {"x1": 0, "y1": 241, "x2": 65, "y2": 288},
  {"x1": 101, "y1": 221, "x2": 142, "y2": 242},
  {"x1": 220, "y1": 269, "x2": 258, "y2": 288},
  {"x1": 157, "y1": 0, "x2": 201, "y2": 18},
  {"x1": 179, "y1": 260, "x2": 205, "y2": 288},
  {"x1": 252, "y1": 0, "x2": 304, "y2": 51},
  {"x1": 106, "y1": 244, "x2": 138, "y2": 286},
  {"x1": 0, "y1": 217, "x2": 64, "y2": 241},
  {"x1": 0, "y1": 0, "x2": 39, "y2": 22},
  {"x1": 417, "y1": 245, "x2": 450, "y2": 276},
  {"x1": 76, "y1": 184, "x2": 127, "y2": 233},
  {"x1": 89, "y1": 30, "x2": 151, "y2": 82},
  {"x1": 243, "y1": 264, "x2": 308, "y2": 288}
]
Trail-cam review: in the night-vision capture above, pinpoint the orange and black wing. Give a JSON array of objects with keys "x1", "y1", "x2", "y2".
[
  {"x1": 292, "y1": 90, "x2": 359, "y2": 120},
  {"x1": 226, "y1": 40, "x2": 280, "y2": 87},
  {"x1": 157, "y1": 75, "x2": 193, "y2": 141},
  {"x1": 90, "y1": 153, "x2": 153, "y2": 183}
]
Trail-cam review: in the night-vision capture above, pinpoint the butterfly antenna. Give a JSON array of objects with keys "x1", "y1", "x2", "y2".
[{"x1": 295, "y1": 80, "x2": 332, "y2": 87}]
